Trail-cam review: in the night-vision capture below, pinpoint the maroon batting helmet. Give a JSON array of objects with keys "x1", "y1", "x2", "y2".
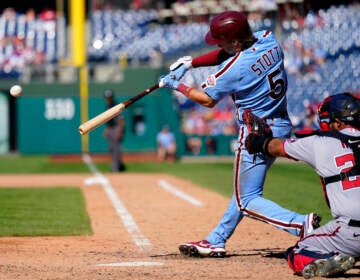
[{"x1": 205, "y1": 11, "x2": 252, "y2": 45}]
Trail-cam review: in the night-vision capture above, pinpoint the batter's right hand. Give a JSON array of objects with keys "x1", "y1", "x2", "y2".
[
  {"x1": 169, "y1": 56, "x2": 192, "y2": 80},
  {"x1": 158, "y1": 74, "x2": 180, "y2": 90}
]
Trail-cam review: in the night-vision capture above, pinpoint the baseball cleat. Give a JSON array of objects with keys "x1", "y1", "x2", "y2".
[
  {"x1": 300, "y1": 213, "x2": 322, "y2": 239},
  {"x1": 178, "y1": 240, "x2": 226, "y2": 257},
  {"x1": 302, "y1": 253, "x2": 355, "y2": 279}
]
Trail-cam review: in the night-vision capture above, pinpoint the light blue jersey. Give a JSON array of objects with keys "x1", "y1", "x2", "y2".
[
  {"x1": 198, "y1": 31, "x2": 312, "y2": 247},
  {"x1": 202, "y1": 30, "x2": 288, "y2": 121}
]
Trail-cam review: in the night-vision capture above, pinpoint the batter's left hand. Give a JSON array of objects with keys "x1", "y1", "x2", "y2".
[
  {"x1": 169, "y1": 56, "x2": 192, "y2": 80},
  {"x1": 158, "y1": 74, "x2": 180, "y2": 90}
]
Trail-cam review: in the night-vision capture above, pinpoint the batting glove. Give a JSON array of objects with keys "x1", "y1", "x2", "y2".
[
  {"x1": 169, "y1": 56, "x2": 192, "y2": 80},
  {"x1": 158, "y1": 74, "x2": 180, "y2": 90}
]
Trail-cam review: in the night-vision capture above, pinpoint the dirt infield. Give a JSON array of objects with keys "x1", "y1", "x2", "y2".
[{"x1": 0, "y1": 173, "x2": 358, "y2": 280}]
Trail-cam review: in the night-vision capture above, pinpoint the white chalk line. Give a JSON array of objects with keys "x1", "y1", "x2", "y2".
[
  {"x1": 157, "y1": 179, "x2": 203, "y2": 206},
  {"x1": 96, "y1": 261, "x2": 164, "y2": 267},
  {"x1": 82, "y1": 153, "x2": 151, "y2": 249}
]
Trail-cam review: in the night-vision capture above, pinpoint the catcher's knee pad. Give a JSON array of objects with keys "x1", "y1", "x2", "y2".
[
  {"x1": 286, "y1": 247, "x2": 336, "y2": 275},
  {"x1": 286, "y1": 247, "x2": 317, "y2": 275}
]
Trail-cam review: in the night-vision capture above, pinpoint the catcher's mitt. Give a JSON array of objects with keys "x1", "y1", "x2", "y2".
[
  {"x1": 242, "y1": 109, "x2": 273, "y2": 155},
  {"x1": 242, "y1": 109, "x2": 272, "y2": 137}
]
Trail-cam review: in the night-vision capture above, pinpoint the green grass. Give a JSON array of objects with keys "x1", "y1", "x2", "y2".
[
  {"x1": 0, "y1": 154, "x2": 331, "y2": 236},
  {"x1": 0, "y1": 154, "x2": 90, "y2": 173},
  {"x1": 264, "y1": 163, "x2": 331, "y2": 221},
  {"x1": 0, "y1": 187, "x2": 93, "y2": 236}
]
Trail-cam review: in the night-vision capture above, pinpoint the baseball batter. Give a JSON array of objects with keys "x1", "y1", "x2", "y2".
[
  {"x1": 159, "y1": 11, "x2": 320, "y2": 257},
  {"x1": 245, "y1": 92, "x2": 359, "y2": 278}
]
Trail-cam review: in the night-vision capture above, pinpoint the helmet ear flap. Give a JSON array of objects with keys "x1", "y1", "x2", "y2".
[
  {"x1": 317, "y1": 96, "x2": 331, "y2": 131},
  {"x1": 319, "y1": 121, "x2": 330, "y2": 131}
]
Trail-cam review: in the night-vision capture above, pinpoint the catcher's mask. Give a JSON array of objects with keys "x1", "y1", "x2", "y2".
[{"x1": 317, "y1": 92, "x2": 360, "y2": 130}]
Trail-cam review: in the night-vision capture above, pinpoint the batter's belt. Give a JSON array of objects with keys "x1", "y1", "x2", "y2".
[
  {"x1": 238, "y1": 110, "x2": 288, "y2": 123},
  {"x1": 266, "y1": 111, "x2": 288, "y2": 120},
  {"x1": 349, "y1": 219, "x2": 360, "y2": 227},
  {"x1": 337, "y1": 217, "x2": 360, "y2": 227}
]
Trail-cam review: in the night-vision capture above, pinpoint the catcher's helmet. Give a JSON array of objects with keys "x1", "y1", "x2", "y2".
[
  {"x1": 205, "y1": 11, "x2": 252, "y2": 45},
  {"x1": 317, "y1": 92, "x2": 360, "y2": 130}
]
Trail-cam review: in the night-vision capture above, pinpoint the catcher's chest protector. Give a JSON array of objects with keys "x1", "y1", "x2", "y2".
[{"x1": 316, "y1": 130, "x2": 360, "y2": 184}]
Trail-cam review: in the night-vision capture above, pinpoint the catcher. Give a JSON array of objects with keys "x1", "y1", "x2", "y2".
[{"x1": 244, "y1": 92, "x2": 360, "y2": 278}]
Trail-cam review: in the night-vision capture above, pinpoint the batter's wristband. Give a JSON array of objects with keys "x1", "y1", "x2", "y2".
[{"x1": 177, "y1": 83, "x2": 192, "y2": 97}]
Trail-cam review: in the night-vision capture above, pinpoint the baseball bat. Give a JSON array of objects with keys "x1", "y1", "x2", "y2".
[{"x1": 78, "y1": 83, "x2": 160, "y2": 135}]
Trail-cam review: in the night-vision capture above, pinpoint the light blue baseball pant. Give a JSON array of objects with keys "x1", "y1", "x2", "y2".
[{"x1": 206, "y1": 117, "x2": 307, "y2": 247}]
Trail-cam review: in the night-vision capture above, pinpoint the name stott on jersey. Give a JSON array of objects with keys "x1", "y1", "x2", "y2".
[
  {"x1": 284, "y1": 128, "x2": 360, "y2": 221},
  {"x1": 201, "y1": 30, "x2": 288, "y2": 120}
]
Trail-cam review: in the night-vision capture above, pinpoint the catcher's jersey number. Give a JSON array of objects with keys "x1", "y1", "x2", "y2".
[{"x1": 335, "y1": 153, "x2": 360, "y2": 190}]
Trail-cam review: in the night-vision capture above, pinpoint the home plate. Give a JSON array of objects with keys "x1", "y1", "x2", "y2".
[{"x1": 96, "y1": 261, "x2": 164, "y2": 267}]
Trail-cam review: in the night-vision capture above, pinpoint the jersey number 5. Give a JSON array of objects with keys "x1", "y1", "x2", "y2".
[
  {"x1": 268, "y1": 68, "x2": 286, "y2": 100},
  {"x1": 335, "y1": 153, "x2": 360, "y2": 190}
]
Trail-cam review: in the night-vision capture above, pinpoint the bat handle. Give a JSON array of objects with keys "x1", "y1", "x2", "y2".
[{"x1": 124, "y1": 83, "x2": 160, "y2": 107}]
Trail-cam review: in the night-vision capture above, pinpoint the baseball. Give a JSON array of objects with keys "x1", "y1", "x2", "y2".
[{"x1": 10, "y1": 85, "x2": 22, "y2": 97}]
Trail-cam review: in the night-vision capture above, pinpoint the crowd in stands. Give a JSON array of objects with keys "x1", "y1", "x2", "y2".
[
  {"x1": 0, "y1": 7, "x2": 62, "y2": 78},
  {"x1": 283, "y1": 36, "x2": 327, "y2": 82},
  {"x1": 0, "y1": 2, "x2": 359, "y2": 136}
]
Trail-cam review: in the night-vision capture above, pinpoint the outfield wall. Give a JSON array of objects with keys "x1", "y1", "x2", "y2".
[{"x1": 1, "y1": 67, "x2": 237, "y2": 156}]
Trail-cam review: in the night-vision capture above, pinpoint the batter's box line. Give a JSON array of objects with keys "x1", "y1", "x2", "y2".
[{"x1": 157, "y1": 179, "x2": 203, "y2": 206}]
